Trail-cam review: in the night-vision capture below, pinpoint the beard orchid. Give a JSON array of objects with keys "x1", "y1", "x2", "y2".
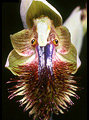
[{"x1": 5, "y1": 0, "x2": 87, "y2": 120}]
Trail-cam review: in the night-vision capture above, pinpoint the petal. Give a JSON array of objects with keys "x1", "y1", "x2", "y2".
[
  {"x1": 5, "y1": 50, "x2": 35, "y2": 76},
  {"x1": 10, "y1": 29, "x2": 35, "y2": 57},
  {"x1": 63, "y1": 6, "x2": 87, "y2": 55},
  {"x1": 20, "y1": 0, "x2": 33, "y2": 28},
  {"x1": 20, "y1": 0, "x2": 62, "y2": 28},
  {"x1": 56, "y1": 44, "x2": 77, "y2": 74},
  {"x1": 56, "y1": 26, "x2": 71, "y2": 54}
]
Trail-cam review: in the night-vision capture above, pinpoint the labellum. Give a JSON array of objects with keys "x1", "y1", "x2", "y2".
[{"x1": 5, "y1": 0, "x2": 87, "y2": 120}]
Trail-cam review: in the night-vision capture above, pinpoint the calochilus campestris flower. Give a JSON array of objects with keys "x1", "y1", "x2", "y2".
[{"x1": 5, "y1": 0, "x2": 87, "y2": 120}]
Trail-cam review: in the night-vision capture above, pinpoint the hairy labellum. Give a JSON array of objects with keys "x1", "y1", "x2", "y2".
[
  {"x1": 5, "y1": 0, "x2": 87, "y2": 119},
  {"x1": 7, "y1": 58, "x2": 79, "y2": 120}
]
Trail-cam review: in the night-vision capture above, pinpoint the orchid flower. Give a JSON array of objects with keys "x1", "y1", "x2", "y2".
[{"x1": 5, "y1": 0, "x2": 87, "y2": 120}]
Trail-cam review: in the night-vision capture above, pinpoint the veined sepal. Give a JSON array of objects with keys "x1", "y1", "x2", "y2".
[
  {"x1": 55, "y1": 26, "x2": 71, "y2": 54},
  {"x1": 56, "y1": 44, "x2": 78, "y2": 74},
  {"x1": 5, "y1": 49, "x2": 35, "y2": 76},
  {"x1": 20, "y1": 0, "x2": 62, "y2": 28},
  {"x1": 10, "y1": 29, "x2": 35, "y2": 57}
]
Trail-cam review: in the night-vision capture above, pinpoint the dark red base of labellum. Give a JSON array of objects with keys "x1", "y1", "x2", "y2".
[
  {"x1": 7, "y1": 43, "x2": 79, "y2": 120},
  {"x1": 7, "y1": 59, "x2": 79, "y2": 120}
]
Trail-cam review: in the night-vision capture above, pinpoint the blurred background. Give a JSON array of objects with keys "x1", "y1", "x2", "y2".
[{"x1": 2, "y1": 0, "x2": 87, "y2": 120}]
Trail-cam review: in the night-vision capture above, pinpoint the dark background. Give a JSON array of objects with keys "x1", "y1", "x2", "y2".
[{"x1": 2, "y1": 0, "x2": 87, "y2": 120}]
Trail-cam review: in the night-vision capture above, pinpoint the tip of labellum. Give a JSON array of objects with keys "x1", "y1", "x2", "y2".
[{"x1": 7, "y1": 58, "x2": 80, "y2": 120}]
